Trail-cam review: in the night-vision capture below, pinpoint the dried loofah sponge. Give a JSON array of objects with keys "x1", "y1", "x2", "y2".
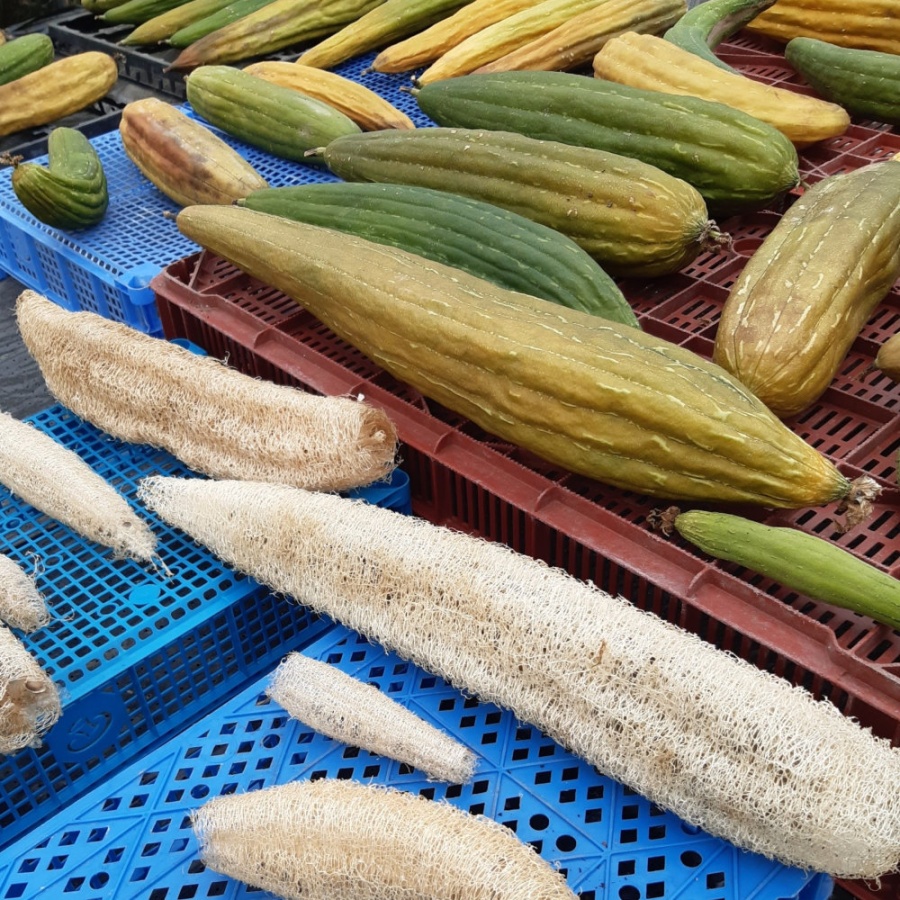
[
  {"x1": 192, "y1": 778, "x2": 578, "y2": 900},
  {"x1": 267, "y1": 652, "x2": 476, "y2": 783},
  {"x1": 0, "y1": 552, "x2": 50, "y2": 633},
  {"x1": 0, "y1": 409, "x2": 157, "y2": 562},
  {"x1": 16, "y1": 290, "x2": 398, "y2": 493},
  {"x1": 0, "y1": 624, "x2": 60, "y2": 755},
  {"x1": 140, "y1": 475, "x2": 900, "y2": 879}
]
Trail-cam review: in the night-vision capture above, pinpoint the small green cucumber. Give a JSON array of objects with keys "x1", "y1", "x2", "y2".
[
  {"x1": 674, "y1": 509, "x2": 900, "y2": 631},
  {"x1": 0, "y1": 33, "x2": 54, "y2": 87},
  {"x1": 167, "y1": 0, "x2": 274, "y2": 47},
  {"x1": 785, "y1": 37, "x2": 900, "y2": 126},
  {"x1": 237, "y1": 182, "x2": 639, "y2": 327},
  {"x1": 185, "y1": 65, "x2": 360, "y2": 162},
  {"x1": 8, "y1": 128, "x2": 108, "y2": 230},
  {"x1": 664, "y1": 0, "x2": 777, "y2": 72},
  {"x1": 413, "y1": 71, "x2": 799, "y2": 216}
]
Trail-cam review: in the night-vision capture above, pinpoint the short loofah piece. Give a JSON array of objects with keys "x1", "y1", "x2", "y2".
[
  {"x1": 267, "y1": 652, "x2": 477, "y2": 783},
  {"x1": 0, "y1": 624, "x2": 61, "y2": 755},
  {"x1": 16, "y1": 290, "x2": 398, "y2": 493},
  {"x1": 0, "y1": 552, "x2": 50, "y2": 633},
  {"x1": 192, "y1": 778, "x2": 578, "y2": 900},
  {"x1": 0, "y1": 409, "x2": 157, "y2": 562},
  {"x1": 140, "y1": 475, "x2": 900, "y2": 880}
]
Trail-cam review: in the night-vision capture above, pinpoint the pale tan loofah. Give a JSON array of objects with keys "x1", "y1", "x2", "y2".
[
  {"x1": 0, "y1": 409, "x2": 157, "y2": 562},
  {"x1": 16, "y1": 290, "x2": 398, "y2": 493},
  {"x1": 192, "y1": 778, "x2": 578, "y2": 900},
  {"x1": 0, "y1": 624, "x2": 61, "y2": 755},
  {"x1": 140, "y1": 475, "x2": 900, "y2": 880},
  {"x1": 0, "y1": 552, "x2": 49, "y2": 633},
  {"x1": 267, "y1": 652, "x2": 476, "y2": 783}
]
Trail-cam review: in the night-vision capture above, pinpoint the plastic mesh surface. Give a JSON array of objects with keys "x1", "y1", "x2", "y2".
[
  {"x1": 0, "y1": 624, "x2": 833, "y2": 900},
  {"x1": 0, "y1": 51, "x2": 433, "y2": 337},
  {"x1": 0, "y1": 404, "x2": 408, "y2": 849}
]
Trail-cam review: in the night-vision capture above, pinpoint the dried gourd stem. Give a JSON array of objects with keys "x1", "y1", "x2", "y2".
[
  {"x1": 0, "y1": 552, "x2": 50, "y2": 633},
  {"x1": 0, "y1": 624, "x2": 60, "y2": 755},
  {"x1": 192, "y1": 779, "x2": 578, "y2": 900},
  {"x1": 834, "y1": 475, "x2": 881, "y2": 533},
  {"x1": 646, "y1": 505, "x2": 681, "y2": 537},
  {"x1": 267, "y1": 652, "x2": 477, "y2": 783},
  {"x1": 0, "y1": 408, "x2": 157, "y2": 562}
]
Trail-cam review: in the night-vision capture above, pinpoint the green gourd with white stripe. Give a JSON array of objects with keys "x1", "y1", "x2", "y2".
[{"x1": 237, "y1": 182, "x2": 639, "y2": 327}]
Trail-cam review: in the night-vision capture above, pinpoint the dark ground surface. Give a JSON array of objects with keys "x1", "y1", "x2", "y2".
[{"x1": 0, "y1": 274, "x2": 52, "y2": 417}]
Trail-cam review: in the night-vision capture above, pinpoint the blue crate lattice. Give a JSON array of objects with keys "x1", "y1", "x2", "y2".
[
  {"x1": 0, "y1": 403, "x2": 409, "y2": 850},
  {"x1": 0, "y1": 53, "x2": 433, "y2": 337},
  {"x1": 0, "y1": 622, "x2": 833, "y2": 900}
]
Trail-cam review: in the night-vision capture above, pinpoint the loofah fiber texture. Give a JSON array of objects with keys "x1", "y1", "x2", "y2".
[
  {"x1": 0, "y1": 409, "x2": 157, "y2": 562},
  {"x1": 0, "y1": 624, "x2": 61, "y2": 755},
  {"x1": 15, "y1": 290, "x2": 398, "y2": 493},
  {"x1": 193, "y1": 778, "x2": 578, "y2": 900},
  {"x1": 267, "y1": 652, "x2": 477, "y2": 784},
  {"x1": 0, "y1": 552, "x2": 50, "y2": 633},
  {"x1": 139, "y1": 475, "x2": 900, "y2": 880}
]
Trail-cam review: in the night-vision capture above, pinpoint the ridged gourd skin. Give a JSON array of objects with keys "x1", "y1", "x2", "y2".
[
  {"x1": 185, "y1": 65, "x2": 361, "y2": 162},
  {"x1": 318, "y1": 127, "x2": 718, "y2": 277},
  {"x1": 296, "y1": 0, "x2": 472, "y2": 70},
  {"x1": 592, "y1": 30, "x2": 850, "y2": 148},
  {"x1": 119, "y1": 97, "x2": 268, "y2": 206},
  {"x1": 121, "y1": 0, "x2": 235, "y2": 45},
  {"x1": 663, "y1": 0, "x2": 777, "y2": 72},
  {"x1": 413, "y1": 71, "x2": 799, "y2": 215},
  {"x1": 0, "y1": 52, "x2": 118, "y2": 139},
  {"x1": 416, "y1": 0, "x2": 619, "y2": 85},
  {"x1": 101, "y1": 0, "x2": 187, "y2": 24},
  {"x1": 167, "y1": 0, "x2": 276, "y2": 48},
  {"x1": 747, "y1": 0, "x2": 900, "y2": 54},
  {"x1": 785, "y1": 37, "x2": 900, "y2": 126},
  {"x1": 10, "y1": 128, "x2": 109, "y2": 231},
  {"x1": 673, "y1": 510, "x2": 900, "y2": 632},
  {"x1": 176, "y1": 204, "x2": 853, "y2": 509},
  {"x1": 471, "y1": 0, "x2": 687, "y2": 76},
  {"x1": 875, "y1": 333, "x2": 900, "y2": 383},
  {"x1": 713, "y1": 158, "x2": 900, "y2": 420},
  {"x1": 168, "y1": 0, "x2": 384, "y2": 68},
  {"x1": 370, "y1": 0, "x2": 546, "y2": 74},
  {"x1": 242, "y1": 61, "x2": 415, "y2": 130},
  {"x1": 0, "y1": 33, "x2": 54, "y2": 87},
  {"x1": 237, "y1": 182, "x2": 639, "y2": 326}
]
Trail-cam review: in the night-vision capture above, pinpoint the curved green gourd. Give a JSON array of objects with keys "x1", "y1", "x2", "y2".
[{"x1": 238, "y1": 182, "x2": 639, "y2": 327}]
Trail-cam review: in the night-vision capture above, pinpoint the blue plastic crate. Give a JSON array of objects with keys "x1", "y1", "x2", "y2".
[
  {"x1": 0, "y1": 53, "x2": 433, "y2": 337},
  {"x1": 0, "y1": 622, "x2": 832, "y2": 900},
  {"x1": 0, "y1": 403, "x2": 409, "y2": 851}
]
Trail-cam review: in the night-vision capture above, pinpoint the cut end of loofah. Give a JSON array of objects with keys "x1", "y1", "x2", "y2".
[
  {"x1": 0, "y1": 626, "x2": 61, "y2": 755},
  {"x1": 835, "y1": 475, "x2": 882, "y2": 533}
]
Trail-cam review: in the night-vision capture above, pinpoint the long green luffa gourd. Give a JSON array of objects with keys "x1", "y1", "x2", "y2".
[{"x1": 176, "y1": 205, "x2": 874, "y2": 512}]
